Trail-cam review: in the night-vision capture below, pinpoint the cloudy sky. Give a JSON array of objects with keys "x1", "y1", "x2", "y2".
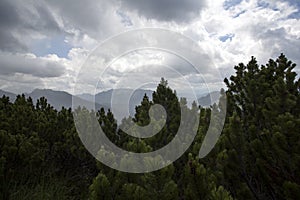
[{"x1": 0, "y1": 0, "x2": 299, "y2": 98}]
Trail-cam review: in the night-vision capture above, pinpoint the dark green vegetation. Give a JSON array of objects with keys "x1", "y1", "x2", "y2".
[{"x1": 0, "y1": 54, "x2": 299, "y2": 199}]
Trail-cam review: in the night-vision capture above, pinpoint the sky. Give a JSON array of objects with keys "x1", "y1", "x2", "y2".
[{"x1": 0, "y1": 0, "x2": 299, "y2": 98}]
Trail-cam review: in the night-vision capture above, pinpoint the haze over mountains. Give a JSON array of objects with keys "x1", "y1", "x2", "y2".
[
  {"x1": 77, "y1": 89, "x2": 153, "y2": 117},
  {"x1": 197, "y1": 91, "x2": 220, "y2": 107},
  {"x1": 0, "y1": 88, "x2": 220, "y2": 121},
  {"x1": 0, "y1": 88, "x2": 153, "y2": 121}
]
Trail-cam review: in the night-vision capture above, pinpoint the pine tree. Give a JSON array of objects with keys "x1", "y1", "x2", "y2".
[{"x1": 219, "y1": 54, "x2": 300, "y2": 199}]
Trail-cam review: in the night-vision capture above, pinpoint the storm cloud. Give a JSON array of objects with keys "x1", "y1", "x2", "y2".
[
  {"x1": 120, "y1": 0, "x2": 207, "y2": 23},
  {"x1": 0, "y1": 0, "x2": 61, "y2": 52}
]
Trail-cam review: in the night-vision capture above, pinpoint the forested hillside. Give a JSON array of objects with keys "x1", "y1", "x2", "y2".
[{"x1": 0, "y1": 54, "x2": 299, "y2": 199}]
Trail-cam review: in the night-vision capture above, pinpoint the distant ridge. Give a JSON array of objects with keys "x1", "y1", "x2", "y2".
[
  {"x1": 197, "y1": 91, "x2": 220, "y2": 107},
  {"x1": 0, "y1": 88, "x2": 153, "y2": 115},
  {"x1": 28, "y1": 89, "x2": 74, "y2": 110},
  {"x1": 0, "y1": 89, "x2": 106, "y2": 111},
  {"x1": 0, "y1": 88, "x2": 220, "y2": 117},
  {"x1": 0, "y1": 89, "x2": 16, "y2": 102},
  {"x1": 77, "y1": 89, "x2": 153, "y2": 115}
]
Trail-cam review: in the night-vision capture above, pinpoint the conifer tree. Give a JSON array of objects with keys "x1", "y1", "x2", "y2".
[{"x1": 219, "y1": 54, "x2": 300, "y2": 199}]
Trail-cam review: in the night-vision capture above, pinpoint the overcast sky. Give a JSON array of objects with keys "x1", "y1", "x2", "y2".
[{"x1": 0, "y1": 0, "x2": 299, "y2": 97}]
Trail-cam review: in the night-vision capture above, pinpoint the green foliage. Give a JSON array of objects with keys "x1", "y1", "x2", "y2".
[
  {"x1": 0, "y1": 95, "x2": 97, "y2": 199},
  {"x1": 220, "y1": 54, "x2": 300, "y2": 199},
  {"x1": 1, "y1": 54, "x2": 299, "y2": 200},
  {"x1": 89, "y1": 173, "x2": 111, "y2": 200},
  {"x1": 9, "y1": 176, "x2": 74, "y2": 200},
  {"x1": 90, "y1": 77, "x2": 232, "y2": 200}
]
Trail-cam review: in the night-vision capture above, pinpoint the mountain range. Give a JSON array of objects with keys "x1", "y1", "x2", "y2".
[
  {"x1": 76, "y1": 89, "x2": 153, "y2": 116},
  {"x1": 0, "y1": 88, "x2": 152, "y2": 120},
  {"x1": 0, "y1": 88, "x2": 220, "y2": 120}
]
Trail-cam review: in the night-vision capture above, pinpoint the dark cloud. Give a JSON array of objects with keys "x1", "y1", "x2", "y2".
[
  {"x1": 0, "y1": 31, "x2": 27, "y2": 52},
  {"x1": 23, "y1": 4, "x2": 61, "y2": 33},
  {"x1": 0, "y1": 53, "x2": 65, "y2": 78},
  {"x1": 46, "y1": 0, "x2": 120, "y2": 39},
  {"x1": 0, "y1": 0, "x2": 19, "y2": 28},
  {"x1": 0, "y1": 0, "x2": 61, "y2": 52},
  {"x1": 120, "y1": 0, "x2": 207, "y2": 23},
  {"x1": 0, "y1": 0, "x2": 26, "y2": 52},
  {"x1": 47, "y1": 0, "x2": 101, "y2": 31}
]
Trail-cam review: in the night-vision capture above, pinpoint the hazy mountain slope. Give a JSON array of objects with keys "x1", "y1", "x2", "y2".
[
  {"x1": 0, "y1": 89, "x2": 17, "y2": 102},
  {"x1": 1, "y1": 88, "x2": 219, "y2": 114},
  {"x1": 77, "y1": 89, "x2": 153, "y2": 115},
  {"x1": 28, "y1": 89, "x2": 72, "y2": 109},
  {"x1": 197, "y1": 91, "x2": 220, "y2": 107},
  {"x1": 27, "y1": 89, "x2": 107, "y2": 111}
]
